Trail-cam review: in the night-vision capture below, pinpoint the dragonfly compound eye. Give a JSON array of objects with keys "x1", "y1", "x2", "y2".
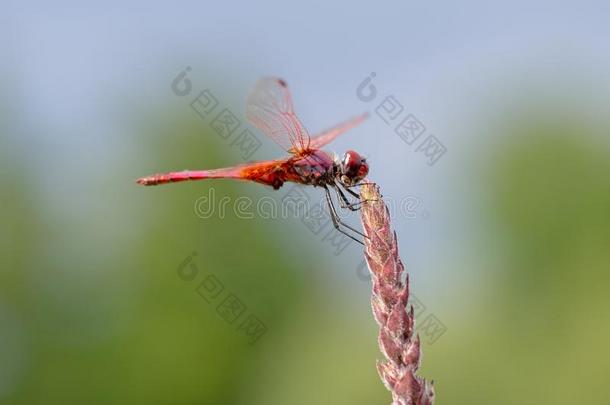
[{"x1": 341, "y1": 150, "x2": 367, "y2": 183}]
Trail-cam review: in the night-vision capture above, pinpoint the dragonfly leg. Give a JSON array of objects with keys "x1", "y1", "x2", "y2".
[
  {"x1": 345, "y1": 181, "x2": 377, "y2": 188},
  {"x1": 333, "y1": 184, "x2": 364, "y2": 211},
  {"x1": 338, "y1": 182, "x2": 380, "y2": 205},
  {"x1": 344, "y1": 181, "x2": 382, "y2": 199},
  {"x1": 343, "y1": 185, "x2": 362, "y2": 200},
  {"x1": 323, "y1": 186, "x2": 368, "y2": 244}
]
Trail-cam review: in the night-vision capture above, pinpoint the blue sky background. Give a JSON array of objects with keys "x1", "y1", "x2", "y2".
[{"x1": 3, "y1": 0, "x2": 610, "y2": 305}]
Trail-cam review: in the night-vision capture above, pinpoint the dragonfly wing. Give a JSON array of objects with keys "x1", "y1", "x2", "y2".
[
  {"x1": 309, "y1": 113, "x2": 368, "y2": 150},
  {"x1": 137, "y1": 159, "x2": 287, "y2": 187},
  {"x1": 246, "y1": 78, "x2": 311, "y2": 154}
]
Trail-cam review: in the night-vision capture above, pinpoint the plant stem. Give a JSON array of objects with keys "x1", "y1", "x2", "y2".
[{"x1": 360, "y1": 183, "x2": 435, "y2": 405}]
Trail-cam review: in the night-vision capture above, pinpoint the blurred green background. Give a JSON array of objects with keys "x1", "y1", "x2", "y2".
[{"x1": 2, "y1": 2, "x2": 610, "y2": 404}]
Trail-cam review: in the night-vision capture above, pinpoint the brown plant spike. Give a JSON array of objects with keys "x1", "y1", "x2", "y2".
[{"x1": 360, "y1": 183, "x2": 435, "y2": 405}]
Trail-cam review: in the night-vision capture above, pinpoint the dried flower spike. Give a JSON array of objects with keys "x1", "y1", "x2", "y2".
[{"x1": 360, "y1": 183, "x2": 435, "y2": 405}]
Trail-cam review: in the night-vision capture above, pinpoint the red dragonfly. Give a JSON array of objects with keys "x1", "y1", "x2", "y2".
[{"x1": 137, "y1": 78, "x2": 370, "y2": 244}]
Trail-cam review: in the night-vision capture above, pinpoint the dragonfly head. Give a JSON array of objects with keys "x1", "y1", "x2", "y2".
[{"x1": 339, "y1": 150, "x2": 369, "y2": 186}]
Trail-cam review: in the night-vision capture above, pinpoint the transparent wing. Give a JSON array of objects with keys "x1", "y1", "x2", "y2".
[
  {"x1": 246, "y1": 78, "x2": 310, "y2": 154},
  {"x1": 309, "y1": 113, "x2": 369, "y2": 150}
]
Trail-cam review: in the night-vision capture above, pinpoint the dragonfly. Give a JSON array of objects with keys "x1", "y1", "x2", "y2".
[{"x1": 137, "y1": 78, "x2": 370, "y2": 244}]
